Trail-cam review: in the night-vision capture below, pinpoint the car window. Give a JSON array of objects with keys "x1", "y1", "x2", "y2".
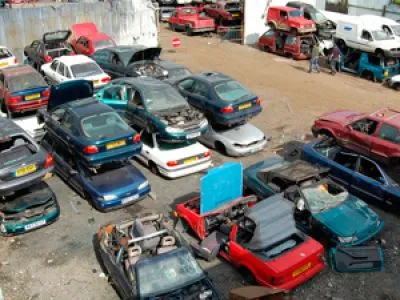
[
  {"x1": 263, "y1": 30, "x2": 275, "y2": 38},
  {"x1": 92, "y1": 50, "x2": 109, "y2": 63},
  {"x1": 51, "y1": 108, "x2": 65, "y2": 122},
  {"x1": 361, "y1": 30, "x2": 372, "y2": 41},
  {"x1": 129, "y1": 90, "x2": 144, "y2": 108},
  {"x1": 214, "y1": 80, "x2": 252, "y2": 102},
  {"x1": 304, "y1": 11, "x2": 311, "y2": 20},
  {"x1": 351, "y1": 118, "x2": 378, "y2": 135},
  {"x1": 50, "y1": 60, "x2": 59, "y2": 71},
  {"x1": 70, "y1": 62, "x2": 103, "y2": 78},
  {"x1": 110, "y1": 53, "x2": 123, "y2": 66},
  {"x1": 357, "y1": 157, "x2": 385, "y2": 183},
  {"x1": 57, "y1": 62, "x2": 66, "y2": 76},
  {"x1": 61, "y1": 112, "x2": 74, "y2": 131},
  {"x1": 378, "y1": 123, "x2": 400, "y2": 144},
  {"x1": 280, "y1": 11, "x2": 288, "y2": 19},
  {"x1": 81, "y1": 112, "x2": 132, "y2": 140},
  {"x1": 367, "y1": 54, "x2": 381, "y2": 66},
  {"x1": 140, "y1": 131, "x2": 154, "y2": 148},
  {"x1": 286, "y1": 36, "x2": 297, "y2": 45},
  {"x1": 178, "y1": 79, "x2": 195, "y2": 92},
  {"x1": 191, "y1": 81, "x2": 208, "y2": 98},
  {"x1": 64, "y1": 67, "x2": 72, "y2": 78},
  {"x1": 7, "y1": 72, "x2": 47, "y2": 92},
  {"x1": 333, "y1": 152, "x2": 358, "y2": 170},
  {"x1": 103, "y1": 85, "x2": 126, "y2": 100}
]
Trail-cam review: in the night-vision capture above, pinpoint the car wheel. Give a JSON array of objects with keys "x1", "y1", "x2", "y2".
[
  {"x1": 185, "y1": 25, "x2": 193, "y2": 36},
  {"x1": 361, "y1": 70, "x2": 376, "y2": 82},
  {"x1": 290, "y1": 27, "x2": 297, "y2": 35},
  {"x1": 215, "y1": 141, "x2": 226, "y2": 155},
  {"x1": 268, "y1": 22, "x2": 276, "y2": 31},
  {"x1": 5, "y1": 106, "x2": 13, "y2": 118},
  {"x1": 149, "y1": 161, "x2": 159, "y2": 175},
  {"x1": 393, "y1": 83, "x2": 400, "y2": 91},
  {"x1": 239, "y1": 267, "x2": 257, "y2": 285},
  {"x1": 263, "y1": 45, "x2": 270, "y2": 53}
]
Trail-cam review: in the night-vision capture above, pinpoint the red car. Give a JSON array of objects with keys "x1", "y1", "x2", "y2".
[
  {"x1": 203, "y1": 0, "x2": 242, "y2": 26},
  {"x1": 175, "y1": 195, "x2": 325, "y2": 291},
  {"x1": 312, "y1": 107, "x2": 400, "y2": 165},
  {"x1": 70, "y1": 22, "x2": 116, "y2": 56},
  {"x1": 168, "y1": 6, "x2": 215, "y2": 35},
  {"x1": 266, "y1": 6, "x2": 316, "y2": 34},
  {"x1": 258, "y1": 28, "x2": 313, "y2": 60},
  {"x1": 0, "y1": 65, "x2": 49, "y2": 116}
]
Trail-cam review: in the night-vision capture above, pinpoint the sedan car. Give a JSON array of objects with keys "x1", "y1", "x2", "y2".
[
  {"x1": 243, "y1": 158, "x2": 384, "y2": 246},
  {"x1": 303, "y1": 138, "x2": 400, "y2": 211},
  {"x1": 97, "y1": 77, "x2": 208, "y2": 142},
  {"x1": 198, "y1": 123, "x2": 267, "y2": 156},
  {"x1": 41, "y1": 55, "x2": 111, "y2": 91},
  {"x1": 0, "y1": 181, "x2": 60, "y2": 236},
  {"x1": 94, "y1": 213, "x2": 220, "y2": 300},
  {"x1": 0, "y1": 118, "x2": 54, "y2": 196},
  {"x1": 41, "y1": 134, "x2": 150, "y2": 212},
  {"x1": 0, "y1": 46, "x2": 18, "y2": 70},
  {"x1": 0, "y1": 65, "x2": 50, "y2": 117},
  {"x1": 38, "y1": 80, "x2": 142, "y2": 167},
  {"x1": 24, "y1": 30, "x2": 74, "y2": 70},
  {"x1": 176, "y1": 72, "x2": 262, "y2": 127}
]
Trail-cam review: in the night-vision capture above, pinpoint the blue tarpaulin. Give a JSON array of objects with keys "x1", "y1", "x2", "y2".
[{"x1": 200, "y1": 162, "x2": 243, "y2": 215}]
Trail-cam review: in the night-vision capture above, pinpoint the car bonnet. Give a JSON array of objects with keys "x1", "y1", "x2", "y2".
[{"x1": 47, "y1": 80, "x2": 93, "y2": 111}]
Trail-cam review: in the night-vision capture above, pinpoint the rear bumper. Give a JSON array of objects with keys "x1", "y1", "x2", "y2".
[
  {"x1": 192, "y1": 27, "x2": 215, "y2": 33},
  {"x1": 82, "y1": 143, "x2": 142, "y2": 167},
  {"x1": 216, "y1": 106, "x2": 262, "y2": 126},
  {"x1": 158, "y1": 159, "x2": 212, "y2": 179},
  {"x1": 8, "y1": 98, "x2": 48, "y2": 112}
]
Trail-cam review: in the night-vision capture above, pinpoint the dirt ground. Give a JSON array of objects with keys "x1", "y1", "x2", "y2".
[{"x1": 0, "y1": 25, "x2": 399, "y2": 300}]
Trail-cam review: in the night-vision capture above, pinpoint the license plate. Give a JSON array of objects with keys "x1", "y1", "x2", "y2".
[
  {"x1": 292, "y1": 262, "x2": 312, "y2": 277},
  {"x1": 184, "y1": 157, "x2": 199, "y2": 164},
  {"x1": 238, "y1": 103, "x2": 252, "y2": 110},
  {"x1": 0, "y1": 61, "x2": 8, "y2": 67},
  {"x1": 106, "y1": 139, "x2": 126, "y2": 150},
  {"x1": 24, "y1": 219, "x2": 46, "y2": 230},
  {"x1": 25, "y1": 93, "x2": 41, "y2": 101},
  {"x1": 249, "y1": 146, "x2": 262, "y2": 153},
  {"x1": 232, "y1": 13, "x2": 240, "y2": 17},
  {"x1": 187, "y1": 132, "x2": 200, "y2": 139},
  {"x1": 122, "y1": 194, "x2": 139, "y2": 204},
  {"x1": 15, "y1": 164, "x2": 37, "y2": 177},
  {"x1": 92, "y1": 80, "x2": 100, "y2": 86}
]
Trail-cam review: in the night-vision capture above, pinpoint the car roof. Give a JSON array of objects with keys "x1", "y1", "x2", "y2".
[
  {"x1": 271, "y1": 6, "x2": 298, "y2": 12},
  {"x1": 286, "y1": 1, "x2": 313, "y2": 8},
  {"x1": 54, "y1": 55, "x2": 96, "y2": 65},
  {"x1": 359, "y1": 15, "x2": 398, "y2": 25},
  {"x1": 370, "y1": 107, "x2": 400, "y2": 127},
  {"x1": 0, "y1": 118, "x2": 25, "y2": 138},
  {"x1": 192, "y1": 72, "x2": 232, "y2": 84},
  {"x1": 65, "y1": 97, "x2": 112, "y2": 119},
  {"x1": 112, "y1": 77, "x2": 169, "y2": 89},
  {"x1": 1, "y1": 65, "x2": 37, "y2": 77}
]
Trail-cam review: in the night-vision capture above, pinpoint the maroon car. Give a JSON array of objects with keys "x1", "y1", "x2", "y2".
[
  {"x1": 312, "y1": 107, "x2": 400, "y2": 165},
  {"x1": 203, "y1": 0, "x2": 242, "y2": 26}
]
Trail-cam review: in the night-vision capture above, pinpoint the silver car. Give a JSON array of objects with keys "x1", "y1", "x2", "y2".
[{"x1": 198, "y1": 123, "x2": 268, "y2": 156}]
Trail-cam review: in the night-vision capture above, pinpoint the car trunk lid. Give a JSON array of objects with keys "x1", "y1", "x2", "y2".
[
  {"x1": 47, "y1": 80, "x2": 93, "y2": 111},
  {"x1": 43, "y1": 30, "x2": 72, "y2": 44}
]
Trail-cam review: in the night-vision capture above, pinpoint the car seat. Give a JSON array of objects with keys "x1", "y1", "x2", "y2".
[
  {"x1": 156, "y1": 236, "x2": 177, "y2": 255},
  {"x1": 132, "y1": 219, "x2": 161, "y2": 253},
  {"x1": 124, "y1": 245, "x2": 142, "y2": 282}
]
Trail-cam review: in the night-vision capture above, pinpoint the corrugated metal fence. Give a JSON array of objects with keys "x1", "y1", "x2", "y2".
[{"x1": 0, "y1": 0, "x2": 158, "y2": 61}]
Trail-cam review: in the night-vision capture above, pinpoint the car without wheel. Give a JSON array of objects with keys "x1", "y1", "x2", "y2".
[{"x1": 0, "y1": 46, "x2": 18, "y2": 70}]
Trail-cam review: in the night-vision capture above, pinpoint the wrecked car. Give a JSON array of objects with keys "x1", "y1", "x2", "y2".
[
  {"x1": 175, "y1": 162, "x2": 325, "y2": 291},
  {"x1": 94, "y1": 213, "x2": 219, "y2": 299},
  {"x1": 0, "y1": 181, "x2": 60, "y2": 236},
  {"x1": 176, "y1": 72, "x2": 262, "y2": 127},
  {"x1": 203, "y1": 0, "x2": 242, "y2": 26},
  {"x1": 0, "y1": 118, "x2": 54, "y2": 196},
  {"x1": 243, "y1": 158, "x2": 384, "y2": 246},
  {"x1": 168, "y1": 6, "x2": 215, "y2": 35},
  {"x1": 24, "y1": 30, "x2": 74, "y2": 70},
  {"x1": 0, "y1": 45, "x2": 18, "y2": 70},
  {"x1": 38, "y1": 80, "x2": 142, "y2": 167},
  {"x1": 97, "y1": 77, "x2": 208, "y2": 143}
]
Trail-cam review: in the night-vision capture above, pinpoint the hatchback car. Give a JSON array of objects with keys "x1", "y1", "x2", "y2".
[
  {"x1": 0, "y1": 46, "x2": 18, "y2": 70},
  {"x1": 176, "y1": 72, "x2": 262, "y2": 127}
]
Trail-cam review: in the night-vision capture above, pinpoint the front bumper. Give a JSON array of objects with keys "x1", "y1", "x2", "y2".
[
  {"x1": 227, "y1": 139, "x2": 267, "y2": 157},
  {"x1": 298, "y1": 27, "x2": 317, "y2": 34},
  {"x1": 383, "y1": 49, "x2": 400, "y2": 58},
  {"x1": 158, "y1": 159, "x2": 212, "y2": 179},
  {"x1": 337, "y1": 221, "x2": 384, "y2": 247},
  {"x1": 159, "y1": 125, "x2": 208, "y2": 143},
  {"x1": 192, "y1": 27, "x2": 215, "y2": 33}
]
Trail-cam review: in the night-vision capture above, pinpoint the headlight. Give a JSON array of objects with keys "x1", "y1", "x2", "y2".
[
  {"x1": 338, "y1": 236, "x2": 357, "y2": 243},
  {"x1": 100, "y1": 195, "x2": 118, "y2": 201},
  {"x1": 138, "y1": 180, "x2": 149, "y2": 190},
  {"x1": 165, "y1": 126, "x2": 184, "y2": 133},
  {"x1": 162, "y1": 70, "x2": 169, "y2": 76}
]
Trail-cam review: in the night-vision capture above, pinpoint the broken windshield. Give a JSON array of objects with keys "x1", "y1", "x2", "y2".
[
  {"x1": 301, "y1": 182, "x2": 348, "y2": 213},
  {"x1": 143, "y1": 85, "x2": 188, "y2": 112}
]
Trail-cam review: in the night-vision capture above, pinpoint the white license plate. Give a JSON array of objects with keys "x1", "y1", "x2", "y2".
[
  {"x1": 24, "y1": 219, "x2": 46, "y2": 230},
  {"x1": 187, "y1": 132, "x2": 200, "y2": 139},
  {"x1": 122, "y1": 194, "x2": 139, "y2": 204}
]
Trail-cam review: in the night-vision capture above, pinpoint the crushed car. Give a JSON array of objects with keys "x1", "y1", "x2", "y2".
[
  {"x1": 0, "y1": 45, "x2": 18, "y2": 69},
  {"x1": 267, "y1": 6, "x2": 316, "y2": 34},
  {"x1": 168, "y1": 6, "x2": 215, "y2": 35},
  {"x1": 94, "y1": 213, "x2": 220, "y2": 299}
]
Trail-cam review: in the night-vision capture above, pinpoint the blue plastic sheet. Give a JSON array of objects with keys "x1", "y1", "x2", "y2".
[{"x1": 200, "y1": 162, "x2": 243, "y2": 215}]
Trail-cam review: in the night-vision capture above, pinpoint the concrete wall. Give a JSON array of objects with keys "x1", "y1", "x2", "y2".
[{"x1": 0, "y1": 0, "x2": 158, "y2": 61}]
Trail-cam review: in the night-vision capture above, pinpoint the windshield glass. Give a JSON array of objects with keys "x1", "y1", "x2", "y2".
[
  {"x1": 372, "y1": 30, "x2": 393, "y2": 41},
  {"x1": 311, "y1": 11, "x2": 327, "y2": 22},
  {"x1": 392, "y1": 25, "x2": 400, "y2": 36},
  {"x1": 71, "y1": 62, "x2": 103, "y2": 78},
  {"x1": 7, "y1": 72, "x2": 47, "y2": 92},
  {"x1": 214, "y1": 80, "x2": 251, "y2": 102},
  {"x1": 168, "y1": 68, "x2": 192, "y2": 78},
  {"x1": 0, "y1": 48, "x2": 12, "y2": 59},
  {"x1": 181, "y1": 7, "x2": 196, "y2": 15},
  {"x1": 158, "y1": 140, "x2": 195, "y2": 151},
  {"x1": 289, "y1": 10, "x2": 302, "y2": 17},
  {"x1": 143, "y1": 85, "x2": 188, "y2": 112},
  {"x1": 81, "y1": 112, "x2": 132, "y2": 140},
  {"x1": 94, "y1": 40, "x2": 115, "y2": 51},
  {"x1": 137, "y1": 249, "x2": 204, "y2": 298},
  {"x1": 301, "y1": 182, "x2": 348, "y2": 213}
]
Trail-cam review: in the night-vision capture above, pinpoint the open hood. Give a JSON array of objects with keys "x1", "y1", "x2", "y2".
[
  {"x1": 129, "y1": 47, "x2": 162, "y2": 64},
  {"x1": 48, "y1": 80, "x2": 93, "y2": 111},
  {"x1": 71, "y1": 22, "x2": 99, "y2": 38},
  {"x1": 43, "y1": 30, "x2": 72, "y2": 44}
]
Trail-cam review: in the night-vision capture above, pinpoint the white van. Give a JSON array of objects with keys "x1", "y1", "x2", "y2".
[{"x1": 359, "y1": 15, "x2": 400, "y2": 41}]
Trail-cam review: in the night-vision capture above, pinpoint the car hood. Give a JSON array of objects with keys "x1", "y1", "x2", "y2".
[
  {"x1": 318, "y1": 109, "x2": 365, "y2": 125},
  {"x1": 314, "y1": 196, "x2": 380, "y2": 237},
  {"x1": 71, "y1": 22, "x2": 98, "y2": 38},
  {"x1": 47, "y1": 80, "x2": 93, "y2": 111},
  {"x1": 43, "y1": 30, "x2": 72, "y2": 44},
  {"x1": 214, "y1": 123, "x2": 265, "y2": 144},
  {"x1": 128, "y1": 47, "x2": 162, "y2": 64}
]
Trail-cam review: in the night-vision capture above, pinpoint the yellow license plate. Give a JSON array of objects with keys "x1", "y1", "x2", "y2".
[
  {"x1": 232, "y1": 13, "x2": 240, "y2": 17},
  {"x1": 238, "y1": 103, "x2": 252, "y2": 110},
  {"x1": 15, "y1": 164, "x2": 37, "y2": 177},
  {"x1": 25, "y1": 93, "x2": 41, "y2": 101},
  {"x1": 292, "y1": 262, "x2": 312, "y2": 277},
  {"x1": 184, "y1": 157, "x2": 199, "y2": 164},
  {"x1": 0, "y1": 61, "x2": 8, "y2": 67},
  {"x1": 93, "y1": 80, "x2": 100, "y2": 85},
  {"x1": 106, "y1": 139, "x2": 126, "y2": 150}
]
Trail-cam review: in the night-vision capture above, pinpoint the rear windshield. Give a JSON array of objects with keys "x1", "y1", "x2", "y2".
[
  {"x1": 94, "y1": 40, "x2": 115, "y2": 51},
  {"x1": 181, "y1": 7, "x2": 197, "y2": 15},
  {"x1": 0, "y1": 135, "x2": 36, "y2": 168},
  {"x1": 214, "y1": 80, "x2": 252, "y2": 102},
  {"x1": 81, "y1": 111, "x2": 132, "y2": 140},
  {"x1": 0, "y1": 48, "x2": 12, "y2": 60},
  {"x1": 7, "y1": 72, "x2": 47, "y2": 93},
  {"x1": 70, "y1": 62, "x2": 103, "y2": 78},
  {"x1": 158, "y1": 140, "x2": 195, "y2": 151}
]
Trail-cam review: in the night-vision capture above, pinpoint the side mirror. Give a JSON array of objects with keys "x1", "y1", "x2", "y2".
[{"x1": 296, "y1": 199, "x2": 305, "y2": 211}]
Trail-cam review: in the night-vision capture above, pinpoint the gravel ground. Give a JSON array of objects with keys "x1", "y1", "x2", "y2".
[{"x1": 0, "y1": 25, "x2": 399, "y2": 300}]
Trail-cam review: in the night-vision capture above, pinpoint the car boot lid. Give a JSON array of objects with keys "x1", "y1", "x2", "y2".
[
  {"x1": 43, "y1": 30, "x2": 72, "y2": 44},
  {"x1": 71, "y1": 22, "x2": 99, "y2": 38},
  {"x1": 47, "y1": 80, "x2": 93, "y2": 111}
]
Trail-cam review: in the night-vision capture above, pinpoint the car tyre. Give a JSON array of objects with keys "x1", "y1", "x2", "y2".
[
  {"x1": 393, "y1": 83, "x2": 400, "y2": 91},
  {"x1": 215, "y1": 141, "x2": 226, "y2": 155},
  {"x1": 149, "y1": 161, "x2": 159, "y2": 175},
  {"x1": 239, "y1": 267, "x2": 257, "y2": 285},
  {"x1": 268, "y1": 22, "x2": 276, "y2": 31},
  {"x1": 185, "y1": 25, "x2": 193, "y2": 36},
  {"x1": 290, "y1": 27, "x2": 297, "y2": 35}
]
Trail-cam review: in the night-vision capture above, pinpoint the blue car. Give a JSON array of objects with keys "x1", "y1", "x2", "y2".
[
  {"x1": 41, "y1": 134, "x2": 151, "y2": 211},
  {"x1": 175, "y1": 72, "x2": 262, "y2": 127},
  {"x1": 38, "y1": 80, "x2": 142, "y2": 167},
  {"x1": 243, "y1": 158, "x2": 383, "y2": 246},
  {"x1": 303, "y1": 138, "x2": 400, "y2": 211}
]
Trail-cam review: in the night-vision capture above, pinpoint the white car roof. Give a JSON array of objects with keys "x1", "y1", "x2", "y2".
[
  {"x1": 53, "y1": 55, "x2": 96, "y2": 66},
  {"x1": 359, "y1": 15, "x2": 398, "y2": 26}
]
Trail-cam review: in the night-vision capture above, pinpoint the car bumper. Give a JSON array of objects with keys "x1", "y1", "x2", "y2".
[
  {"x1": 82, "y1": 144, "x2": 142, "y2": 167},
  {"x1": 298, "y1": 28, "x2": 316, "y2": 34},
  {"x1": 216, "y1": 106, "x2": 262, "y2": 126},
  {"x1": 159, "y1": 126, "x2": 208, "y2": 143},
  {"x1": 158, "y1": 159, "x2": 212, "y2": 179},
  {"x1": 8, "y1": 98, "x2": 48, "y2": 112},
  {"x1": 226, "y1": 139, "x2": 267, "y2": 157},
  {"x1": 192, "y1": 27, "x2": 215, "y2": 33},
  {"x1": 338, "y1": 221, "x2": 384, "y2": 247},
  {"x1": 383, "y1": 49, "x2": 400, "y2": 58}
]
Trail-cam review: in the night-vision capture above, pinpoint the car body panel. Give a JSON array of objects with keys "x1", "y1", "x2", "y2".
[
  {"x1": 203, "y1": 0, "x2": 242, "y2": 25},
  {"x1": 168, "y1": 6, "x2": 215, "y2": 33}
]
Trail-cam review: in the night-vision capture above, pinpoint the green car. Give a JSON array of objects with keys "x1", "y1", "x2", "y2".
[{"x1": 0, "y1": 182, "x2": 60, "y2": 236}]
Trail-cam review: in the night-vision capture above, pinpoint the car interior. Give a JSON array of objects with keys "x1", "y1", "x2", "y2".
[{"x1": 351, "y1": 118, "x2": 378, "y2": 135}]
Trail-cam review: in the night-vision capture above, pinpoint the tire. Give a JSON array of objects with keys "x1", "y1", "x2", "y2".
[
  {"x1": 215, "y1": 141, "x2": 226, "y2": 155},
  {"x1": 375, "y1": 49, "x2": 384, "y2": 59},
  {"x1": 239, "y1": 267, "x2": 257, "y2": 285},
  {"x1": 361, "y1": 70, "x2": 376, "y2": 82},
  {"x1": 263, "y1": 45, "x2": 270, "y2": 53},
  {"x1": 185, "y1": 25, "x2": 193, "y2": 36},
  {"x1": 168, "y1": 22, "x2": 175, "y2": 31},
  {"x1": 148, "y1": 161, "x2": 159, "y2": 175},
  {"x1": 393, "y1": 83, "x2": 400, "y2": 91},
  {"x1": 390, "y1": 157, "x2": 400, "y2": 166}
]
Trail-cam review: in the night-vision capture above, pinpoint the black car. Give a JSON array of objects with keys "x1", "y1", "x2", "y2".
[
  {"x1": 94, "y1": 213, "x2": 219, "y2": 300},
  {"x1": 24, "y1": 30, "x2": 74, "y2": 70}
]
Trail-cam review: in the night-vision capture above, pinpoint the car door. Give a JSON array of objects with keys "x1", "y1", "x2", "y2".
[
  {"x1": 371, "y1": 122, "x2": 400, "y2": 163},
  {"x1": 284, "y1": 35, "x2": 297, "y2": 55},
  {"x1": 45, "y1": 60, "x2": 60, "y2": 84},
  {"x1": 347, "y1": 118, "x2": 378, "y2": 156},
  {"x1": 125, "y1": 88, "x2": 148, "y2": 129},
  {"x1": 57, "y1": 111, "x2": 76, "y2": 151},
  {"x1": 329, "y1": 151, "x2": 358, "y2": 189},
  {"x1": 0, "y1": 73, "x2": 5, "y2": 102},
  {"x1": 178, "y1": 79, "x2": 210, "y2": 112},
  {"x1": 47, "y1": 107, "x2": 66, "y2": 141},
  {"x1": 98, "y1": 84, "x2": 128, "y2": 114},
  {"x1": 108, "y1": 52, "x2": 126, "y2": 78},
  {"x1": 278, "y1": 10, "x2": 289, "y2": 31},
  {"x1": 259, "y1": 29, "x2": 275, "y2": 50},
  {"x1": 55, "y1": 62, "x2": 68, "y2": 83},
  {"x1": 359, "y1": 30, "x2": 373, "y2": 52}
]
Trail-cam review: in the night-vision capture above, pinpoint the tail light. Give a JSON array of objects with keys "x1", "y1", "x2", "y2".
[
  {"x1": 42, "y1": 89, "x2": 50, "y2": 97},
  {"x1": 101, "y1": 76, "x2": 111, "y2": 83},
  {"x1": 70, "y1": 52, "x2": 76, "y2": 56},
  {"x1": 167, "y1": 160, "x2": 178, "y2": 167},
  {"x1": 13, "y1": 57, "x2": 18, "y2": 64},
  {"x1": 44, "y1": 154, "x2": 54, "y2": 168},
  {"x1": 256, "y1": 97, "x2": 261, "y2": 105},
  {"x1": 133, "y1": 134, "x2": 141, "y2": 143},
  {"x1": 44, "y1": 55, "x2": 53, "y2": 63},
  {"x1": 8, "y1": 95, "x2": 22, "y2": 104},
  {"x1": 220, "y1": 106, "x2": 234, "y2": 113},
  {"x1": 204, "y1": 151, "x2": 211, "y2": 158},
  {"x1": 83, "y1": 145, "x2": 99, "y2": 154}
]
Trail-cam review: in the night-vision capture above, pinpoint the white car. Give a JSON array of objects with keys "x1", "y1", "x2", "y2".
[
  {"x1": 359, "y1": 15, "x2": 400, "y2": 41},
  {"x1": 40, "y1": 55, "x2": 110, "y2": 91},
  {"x1": 0, "y1": 46, "x2": 18, "y2": 70},
  {"x1": 136, "y1": 131, "x2": 212, "y2": 179},
  {"x1": 0, "y1": 111, "x2": 45, "y2": 142}
]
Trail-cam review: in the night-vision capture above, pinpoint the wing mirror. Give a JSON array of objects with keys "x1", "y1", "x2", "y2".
[{"x1": 296, "y1": 199, "x2": 305, "y2": 211}]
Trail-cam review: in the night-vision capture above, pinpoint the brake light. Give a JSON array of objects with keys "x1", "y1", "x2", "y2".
[
  {"x1": 13, "y1": 57, "x2": 18, "y2": 64},
  {"x1": 133, "y1": 134, "x2": 141, "y2": 143},
  {"x1": 101, "y1": 76, "x2": 111, "y2": 83},
  {"x1": 220, "y1": 106, "x2": 234, "y2": 113},
  {"x1": 44, "y1": 154, "x2": 54, "y2": 168},
  {"x1": 42, "y1": 89, "x2": 50, "y2": 97},
  {"x1": 167, "y1": 160, "x2": 178, "y2": 167},
  {"x1": 256, "y1": 97, "x2": 261, "y2": 105},
  {"x1": 204, "y1": 151, "x2": 211, "y2": 158},
  {"x1": 44, "y1": 55, "x2": 53, "y2": 63},
  {"x1": 83, "y1": 145, "x2": 99, "y2": 154},
  {"x1": 8, "y1": 95, "x2": 22, "y2": 104}
]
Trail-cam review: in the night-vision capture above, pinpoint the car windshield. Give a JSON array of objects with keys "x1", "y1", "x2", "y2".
[
  {"x1": 143, "y1": 85, "x2": 188, "y2": 112},
  {"x1": 0, "y1": 135, "x2": 36, "y2": 168},
  {"x1": 70, "y1": 62, "x2": 103, "y2": 78},
  {"x1": 301, "y1": 182, "x2": 348, "y2": 213},
  {"x1": 311, "y1": 11, "x2": 327, "y2": 23},
  {"x1": 137, "y1": 249, "x2": 204, "y2": 298},
  {"x1": 289, "y1": 10, "x2": 302, "y2": 17},
  {"x1": 168, "y1": 68, "x2": 192, "y2": 78},
  {"x1": 94, "y1": 39, "x2": 115, "y2": 51},
  {"x1": 214, "y1": 80, "x2": 252, "y2": 102},
  {"x1": 392, "y1": 25, "x2": 400, "y2": 36},
  {"x1": 181, "y1": 7, "x2": 196, "y2": 15},
  {"x1": 0, "y1": 48, "x2": 12, "y2": 59},
  {"x1": 7, "y1": 72, "x2": 47, "y2": 92},
  {"x1": 372, "y1": 30, "x2": 393, "y2": 41},
  {"x1": 81, "y1": 112, "x2": 131, "y2": 140}
]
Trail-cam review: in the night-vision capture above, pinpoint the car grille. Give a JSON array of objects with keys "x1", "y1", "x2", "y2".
[
  {"x1": 233, "y1": 138, "x2": 265, "y2": 148},
  {"x1": 3, "y1": 198, "x2": 56, "y2": 221}
]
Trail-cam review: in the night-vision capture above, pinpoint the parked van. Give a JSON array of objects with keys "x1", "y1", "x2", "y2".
[{"x1": 359, "y1": 15, "x2": 400, "y2": 41}]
